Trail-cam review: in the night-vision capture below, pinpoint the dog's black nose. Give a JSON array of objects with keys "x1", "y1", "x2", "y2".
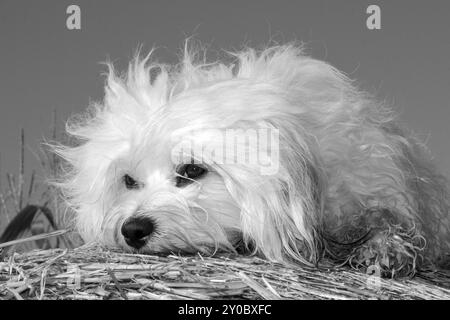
[{"x1": 121, "y1": 217, "x2": 155, "y2": 249}]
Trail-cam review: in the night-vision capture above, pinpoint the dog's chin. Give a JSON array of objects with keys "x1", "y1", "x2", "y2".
[
  {"x1": 117, "y1": 230, "x2": 245, "y2": 256},
  {"x1": 120, "y1": 242, "x2": 168, "y2": 255},
  {"x1": 120, "y1": 241, "x2": 220, "y2": 256}
]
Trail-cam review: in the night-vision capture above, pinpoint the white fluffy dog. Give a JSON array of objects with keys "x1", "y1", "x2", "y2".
[{"x1": 53, "y1": 42, "x2": 450, "y2": 277}]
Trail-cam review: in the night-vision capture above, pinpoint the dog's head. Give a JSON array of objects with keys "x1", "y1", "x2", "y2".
[{"x1": 53, "y1": 44, "x2": 351, "y2": 265}]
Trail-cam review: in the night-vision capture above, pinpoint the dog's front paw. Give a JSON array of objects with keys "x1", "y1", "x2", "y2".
[{"x1": 347, "y1": 226, "x2": 425, "y2": 278}]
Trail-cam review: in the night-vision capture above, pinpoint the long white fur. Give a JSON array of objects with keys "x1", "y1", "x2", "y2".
[{"x1": 52, "y1": 42, "x2": 450, "y2": 270}]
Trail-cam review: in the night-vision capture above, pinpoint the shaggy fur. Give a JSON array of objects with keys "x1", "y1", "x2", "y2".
[{"x1": 52, "y1": 42, "x2": 450, "y2": 277}]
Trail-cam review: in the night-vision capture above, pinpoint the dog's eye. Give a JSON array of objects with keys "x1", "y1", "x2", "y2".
[
  {"x1": 176, "y1": 164, "x2": 207, "y2": 187},
  {"x1": 184, "y1": 164, "x2": 207, "y2": 179},
  {"x1": 123, "y1": 174, "x2": 140, "y2": 190}
]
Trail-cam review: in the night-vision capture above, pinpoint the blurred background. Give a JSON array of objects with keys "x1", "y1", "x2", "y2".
[{"x1": 0, "y1": 0, "x2": 449, "y2": 250}]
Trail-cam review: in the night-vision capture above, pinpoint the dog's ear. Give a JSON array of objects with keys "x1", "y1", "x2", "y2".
[{"x1": 222, "y1": 138, "x2": 325, "y2": 266}]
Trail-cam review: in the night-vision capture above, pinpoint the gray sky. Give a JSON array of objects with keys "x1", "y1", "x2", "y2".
[{"x1": 1, "y1": 0, "x2": 449, "y2": 185}]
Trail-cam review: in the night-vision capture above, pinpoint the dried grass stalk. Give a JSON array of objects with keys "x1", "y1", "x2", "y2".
[{"x1": 1, "y1": 241, "x2": 450, "y2": 300}]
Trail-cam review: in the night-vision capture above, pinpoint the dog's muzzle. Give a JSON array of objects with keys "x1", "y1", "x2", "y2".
[{"x1": 121, "y1": 217, "x2": 155, "y2": 249}]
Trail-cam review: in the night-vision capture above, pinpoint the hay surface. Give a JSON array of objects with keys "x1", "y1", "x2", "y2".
[{"x1": 1, "y1": 244, "x2": 450, "y2": 300}]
